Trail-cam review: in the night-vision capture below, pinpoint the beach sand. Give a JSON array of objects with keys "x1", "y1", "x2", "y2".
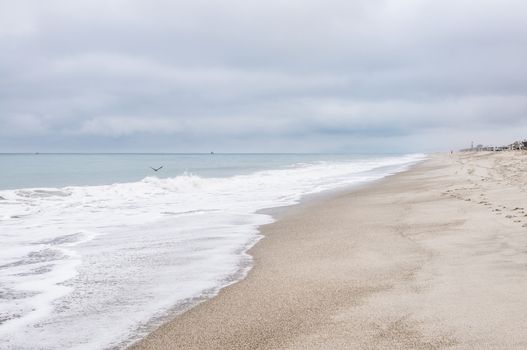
[{"x1": 130, "y1": 151, "x2": 527, "y2": 349}]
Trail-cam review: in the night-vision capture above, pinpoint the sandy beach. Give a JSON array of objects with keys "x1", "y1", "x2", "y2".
[{"x1": 131, "y1": 151, "x2": 527, "y2": 350}]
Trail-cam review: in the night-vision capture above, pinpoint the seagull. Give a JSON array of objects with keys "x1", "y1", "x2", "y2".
[{"x1": 150, "y1": 166, "x2": 164, "y2": 172}]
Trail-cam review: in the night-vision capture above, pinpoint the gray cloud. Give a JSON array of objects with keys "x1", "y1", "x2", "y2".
[{"x1": 1, "y1": 0, "x2": 527, "y2": 152}]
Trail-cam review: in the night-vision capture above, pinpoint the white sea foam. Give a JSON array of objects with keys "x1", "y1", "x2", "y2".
[{"x1": 0, "y1": 154, "x2": 425, "y2": 349}]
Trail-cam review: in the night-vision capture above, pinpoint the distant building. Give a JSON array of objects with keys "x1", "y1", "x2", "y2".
[{"x1": 460, "y1": 139, "x2": 526, "y2": 152}]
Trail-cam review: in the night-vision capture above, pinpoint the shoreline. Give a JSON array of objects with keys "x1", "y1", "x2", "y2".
[
  {"x1": 120, "y1": 160, "x2": 423, "y2": 349},
  {"x1": 130, "y1": 152, "x2": 527, "y2": 349}
]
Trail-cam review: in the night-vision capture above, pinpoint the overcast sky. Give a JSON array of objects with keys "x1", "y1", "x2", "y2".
[{"x1": 1, "y1": 0, "x2": 526, "y2": 153}]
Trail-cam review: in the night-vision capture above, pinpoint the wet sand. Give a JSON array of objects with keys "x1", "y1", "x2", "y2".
[{"x1": 131, "y1": 152, "x2": 527, "y2": 349}]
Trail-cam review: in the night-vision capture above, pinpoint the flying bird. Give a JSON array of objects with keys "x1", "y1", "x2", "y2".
[{"x1": 150, "y1": 166, "x2": 164, "y2": 172}]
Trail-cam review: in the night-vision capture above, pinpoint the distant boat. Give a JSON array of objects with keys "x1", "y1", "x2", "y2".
[{"x1": 210, "y1": 151, "x2": 214, "y2": 155}]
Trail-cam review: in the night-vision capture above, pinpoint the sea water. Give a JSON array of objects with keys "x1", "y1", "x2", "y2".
[{"x1": 0, "y1": 153, "x2": 425, "y2": 349}]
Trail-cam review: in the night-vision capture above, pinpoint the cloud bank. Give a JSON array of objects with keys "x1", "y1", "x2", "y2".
[{"x1": 1, "y1": 0, "x2": 526, "y2": 152}]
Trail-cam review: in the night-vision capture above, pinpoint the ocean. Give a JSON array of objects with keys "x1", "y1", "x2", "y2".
[{"x1": 0, "y1": 153, "x2": 425, "y2": 349}]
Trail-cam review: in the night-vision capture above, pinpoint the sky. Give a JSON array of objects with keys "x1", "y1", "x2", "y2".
[{"x1": 1, "y1": 0, "x2": 526, "y2": 153}]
